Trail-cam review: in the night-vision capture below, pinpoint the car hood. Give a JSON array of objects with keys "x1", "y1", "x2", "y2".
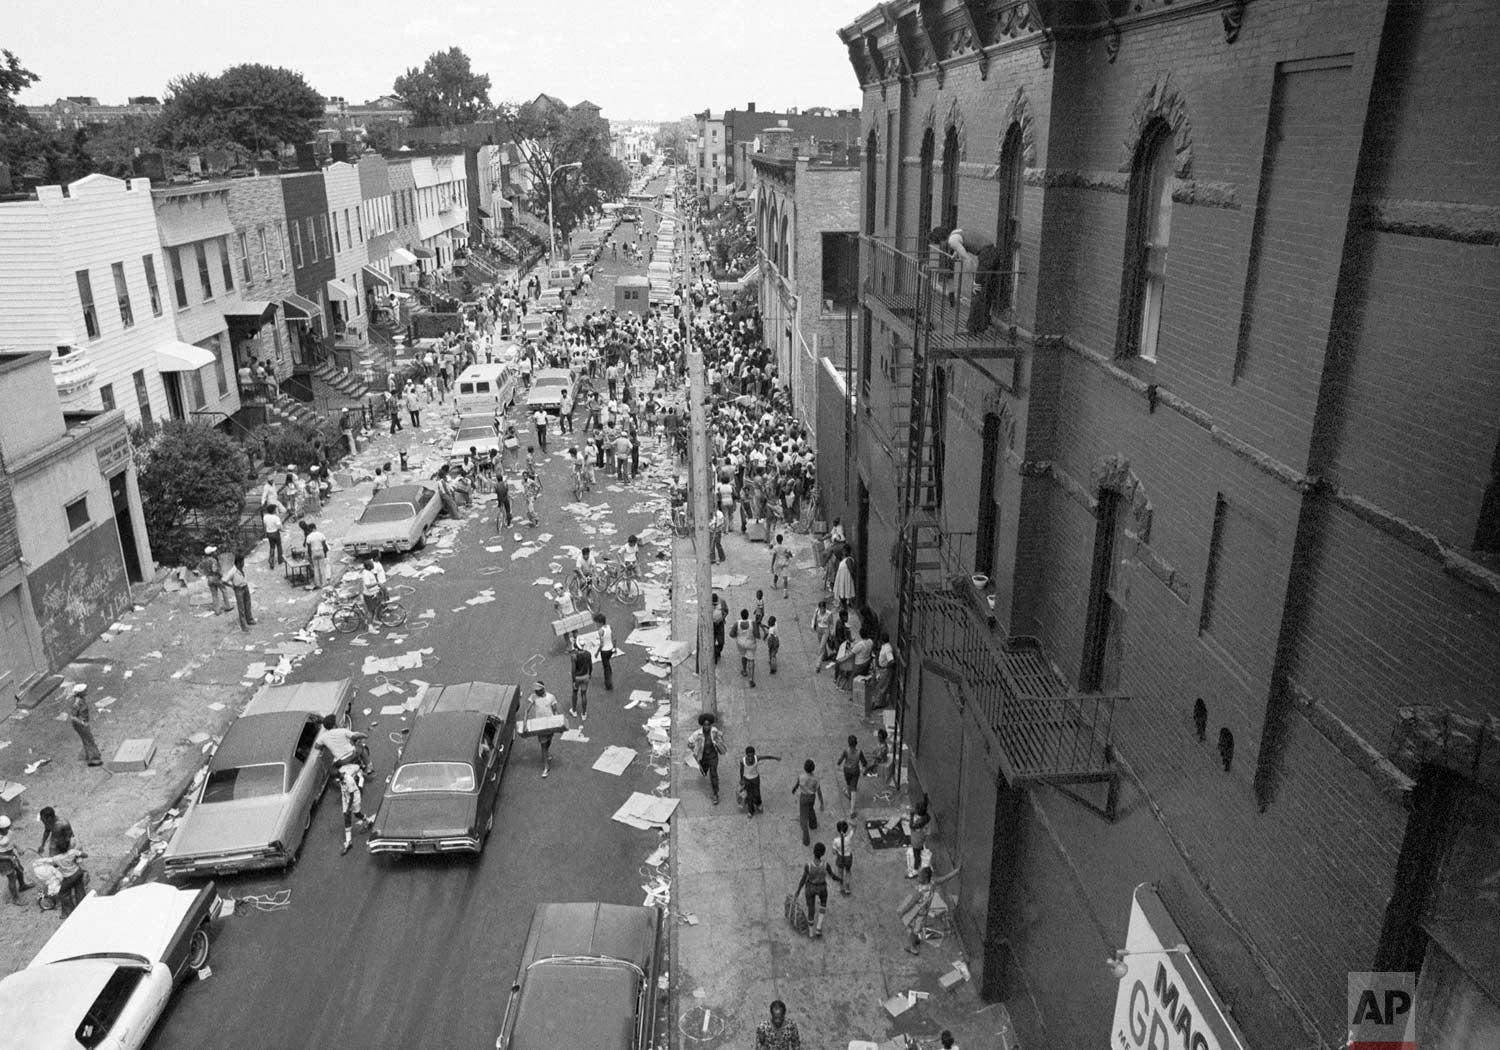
[
  {"x1": 32, "y1": 883, "x2": 199, "y2": 966},
  {"x1": 165, "y1": 796, "x2": 292, "y2": 861},
  {"x1": 0, "y1": 960, "x2": 137, "y2": 1050},
  {"x1": 372, "y1": 792, "x2": 479, "y2": 840},
  {"x1": 343, "y1": 518, "x2": 415, "y2": 545}
]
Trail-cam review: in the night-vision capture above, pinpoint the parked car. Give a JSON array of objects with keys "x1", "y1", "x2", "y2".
[
  {"x1": 446, "y1": 417, "x2": 504, "y2": 466},
  {"x1": 537, "y1": 287, "x2": 565, "y2": 314},
  {"x1": 343, "y1": 481, "x2": 442, "y2": 557},
  {"x1": 162, "y1": 679, "x2": 354, "y2": 878},
  {"x1": 525, "y1": 369, "x2": 574, "y2": 414},
  {"x1": 367, "y1": 682, "x2": 520, "y2": 856},
  {"x1": 521, "y1": 315, "x2": 547, "y2": 342},
  {"x1": 0, "y1": 881, "x2": 219, "y2": 1050},
  {"x1": 495, "y1": 903, "x2": 664, "y2": 1050}
]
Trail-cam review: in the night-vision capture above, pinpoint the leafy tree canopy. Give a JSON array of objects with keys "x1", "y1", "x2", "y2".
[
  {"x1": 135, "y1": 421, "x2": 250, "y2": 565},
  {"x1": 393, "y1": 48, "x2": 492, "y2": 127},
  {"x1": 654, "y1": 118, "x2": 695, "y2": 165},
  {"x1": 0, "y1": 49, "x2": 39, "y2": 131},
  {"x1": 157, "y1": 64, "x2": 322, "y2": 155},
  {"x1": 498, "y1": 100, "x2": 630, "y2": 248}
]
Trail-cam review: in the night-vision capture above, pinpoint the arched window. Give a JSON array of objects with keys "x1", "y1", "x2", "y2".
[
  {"x1": 1118, "y1": 119, "x2": 1175, "y2": 361},
  {"x1": 917, "y1": 129, "x2": 936, "y2": 245},
  {"x1": 975, "y1": 412, "x2": 1003, "y2": 577},
  {"x1": 993, "y1": 123, "x2": 1024, "y2": 315},
  {"x1": 780, "y1": 215, "x2": 790, "y2": 280},
  {"x1": 864, "y1": 130, "x2": 878, "y2": 235},
  {"x1": 924, "y1": 366, "x2": 947, "y2": 511},
  {"x1": 939, "y1": 125, "x2": 960, "y2": 231}
]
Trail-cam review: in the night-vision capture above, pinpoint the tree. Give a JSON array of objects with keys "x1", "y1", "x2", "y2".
[
  {"x1": 157, "y1": 64, "x2": 323, "y2": 155},
  {"x1": 654, "y1": 117, "x2": 696, "y2": 165},
  {"x1": 78, "y1": 115, "x2": 159, "y2": 178},
  {"x1": 0, "y1": 49, "x2": 39, "y2": 131},
  {"x1": 393, "y1": 48, "x2": 492, "y2": 127},
  {"x1": 134, "y1": 422, "x2": 250, "y2": 565},
  {"x1": 497, "y1": 100, "x2": 630, "y2": 249}
]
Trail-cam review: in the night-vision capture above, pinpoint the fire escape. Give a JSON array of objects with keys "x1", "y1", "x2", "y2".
[{"x1": 863, "y1": 236, "x2": 1125, "y2": 819}]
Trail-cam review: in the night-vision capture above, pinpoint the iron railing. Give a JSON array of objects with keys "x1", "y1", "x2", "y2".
[{"x1": 861, "y1": 236, "x2": 1024, "y2": 357}]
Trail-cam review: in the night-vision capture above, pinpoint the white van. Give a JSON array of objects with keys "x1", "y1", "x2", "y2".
[
  {"x1": 546, "y1": 265, "x2": 579, "y2": 290},
  {"x1": 453, "y1": 363, "x2": 517, "y2": 418}
]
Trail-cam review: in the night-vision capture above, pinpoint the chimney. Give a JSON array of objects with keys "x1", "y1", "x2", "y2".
[
  {"x1": 294, "y1": 142, "x2": 316, "y2": 171},
  {"x1": 847, "y1": 144, "x2": 861, "y2": 168},
  {"x1": 132, "y1": 151, "x2": 166, "y2": 182},
  {"x1": 747, "y1": 102, "x2": 755, "y2": 113},
  {"x1": 763, "y1": 126, "x2": 794, "y2": 161},
  {"x1": 331, "y1": 141, "x2": 350, "y2": 163}
]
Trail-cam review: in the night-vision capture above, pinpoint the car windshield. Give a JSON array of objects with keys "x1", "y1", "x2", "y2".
[
  {"x1": 389, "y1": 761, "x2": 475, "y2": 793},
  {"x1": 359, "y1": 503, "x2": 414, "y2": 524},
  {"x1": 534, "y1": 378, "x2": 566, "y2": 390},
  {"x1": 456, "y1": 428, "x2": 496, "y2": 443},
  {"x1": 202, "y1": 763, "x2": 285, "y2": 803}
]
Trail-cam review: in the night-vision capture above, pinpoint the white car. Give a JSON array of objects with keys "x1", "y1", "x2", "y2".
[
  {"x1": 0, "y1": 881, "x2": 218, "y2": 1049},
  {"x1": 447, "y1": 416, "x2": 503, "y2": 465},
  {"x1": 526, "y1": 368, "x2": 575, "y2": 414}
]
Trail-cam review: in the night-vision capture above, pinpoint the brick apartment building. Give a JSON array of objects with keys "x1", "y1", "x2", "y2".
[
  {"x1": 752, "y1": 126, "x2": 861, "y2": 431},
  {"x1": 722, "y1": 103, "x2": 862, "y2": 188},
  {"x1": 834, "y1": 0, "x2": 1500, "y2": 1046}
]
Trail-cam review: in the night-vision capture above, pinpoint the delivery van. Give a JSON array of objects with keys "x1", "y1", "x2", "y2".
[{"x1": 453, "y1": 363, "x2": 517, "y2": 418}]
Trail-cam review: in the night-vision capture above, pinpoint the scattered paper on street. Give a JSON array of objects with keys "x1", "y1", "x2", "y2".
[
  {"x1": 612, "y1": 791, "x2": 680, "y2": 830},
  {"x1": 592, "y1": 745, "x2": 637, "y2": 776}
]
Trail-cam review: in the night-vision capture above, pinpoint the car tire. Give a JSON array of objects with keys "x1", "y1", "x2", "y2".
[
  {"x1": 186, "y1": 925, "x2": 211, "y2": 972},
  {"x1": 413, "y1": 528, "x2": 427, "y2": 552}
]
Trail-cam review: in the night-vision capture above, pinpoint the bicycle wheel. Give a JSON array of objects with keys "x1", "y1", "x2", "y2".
[
  {"x1": 565, "y1": 571, "x2": 587, "y2": 605},
  {"x1": 378, "y1": 601, "x2": 408, "y2": 628},
  {"x1": 612, "y1": 576, "x2": 642, "y2": 606},
  {"x1": 332, "y1": 606, "x2": 363, "y2": 633}
]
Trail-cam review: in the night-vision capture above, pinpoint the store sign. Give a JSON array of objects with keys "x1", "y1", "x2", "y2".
[
  {"x1": 96, "y1": 432, "x2": 132, "y2": 476},
  {"x1": 1111, "y1": 885, "x2": 1248, "y2": 1050}
]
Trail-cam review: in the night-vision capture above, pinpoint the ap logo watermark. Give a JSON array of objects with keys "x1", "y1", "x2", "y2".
[{"x1": 1348, "y1": 972, "x2": 1416, "y2": 1050}]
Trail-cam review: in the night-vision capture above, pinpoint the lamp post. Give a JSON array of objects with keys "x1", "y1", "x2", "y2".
[{"x1": 547, "y1": 161, "x2": 583, "y2": 265}]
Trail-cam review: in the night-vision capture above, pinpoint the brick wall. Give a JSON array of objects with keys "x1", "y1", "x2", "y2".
[{"x1": 226, "y1": 179, "x2": 300, "y2": 381}]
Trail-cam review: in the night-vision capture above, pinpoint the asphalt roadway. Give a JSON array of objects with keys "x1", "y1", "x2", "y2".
[{"x1": 146, "y1": 206, "x2": 678, "y2": 1050}]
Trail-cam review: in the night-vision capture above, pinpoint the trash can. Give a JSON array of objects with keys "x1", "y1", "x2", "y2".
[{"x1": 854, "y1": 674, "x2": 875, "y2": 715}]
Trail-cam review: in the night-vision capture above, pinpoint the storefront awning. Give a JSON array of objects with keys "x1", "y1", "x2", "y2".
[
  {"x1": 390, "y1": 247, "x2": 419, "y2": 267},
  {"x1": 281, "y1": 293, "x2": 321, "y2": 321},
  {"x1": 222, "y1": 300, "x2": 275, "y2": 321},
  {"x1": 412, "y1": 246, "x2": 436, "y2": 260},
  {"x1": 477, "y1": 207, "x2": 492, "y2": 219},
  {"x1": 155, "y1": 340, "x2": 217, "y2": 372},
  {"x1": 362, "y1": 265, "x2": 395, "y2": 288},
  {"x1": 326, "y1": 280, "x2": 355, "y2": 303}
]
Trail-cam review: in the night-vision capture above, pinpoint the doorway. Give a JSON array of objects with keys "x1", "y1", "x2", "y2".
[
  {"x1": 162, "y1": 372, "x2": 187, "y2": 421},
  {"x1": 1080, "y1": 489, "x2": 1124, "y2": 692},
  {"x1": 0, "y1": 585, "x2": 41, "y2": 701},
  {"x1": 109, "y1": 471, "x2": 144, "y2": 584}
]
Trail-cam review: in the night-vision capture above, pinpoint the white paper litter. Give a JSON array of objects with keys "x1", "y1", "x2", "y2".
[
  {"x1": 592, "y1": 745, "x2": 638, "y2": 776},
  {"x1": 612, "y1": 792, "x2": 680, "y2": 830}
]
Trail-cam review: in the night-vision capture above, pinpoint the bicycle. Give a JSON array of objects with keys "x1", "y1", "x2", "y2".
[
  {"x1": 596, "y1": 559, "x2": 643, "y2": 606},
  {"x1": 332, "y1": 592, "x2": 408, "y2": 632},
  {"x1": 565, "y1": 569, "x2": 603, "y2": 613},
  {"x1": 654, "y1": 505, "x2": 691, "y2": 538}
]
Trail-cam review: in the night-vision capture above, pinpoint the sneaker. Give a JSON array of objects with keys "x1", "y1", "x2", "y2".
[
  {"x1": 712, "y1": 795, "x2": 720, "y2": 805},
  {"x1": 340, "y1": 840, "x2": 352, "y2": 856},
  {"x1": 541, "y1": 767, "x2": 549, "y2": 778},
  {"x1": 581, "y1": 712, "x2": 588, "y2": 721}
]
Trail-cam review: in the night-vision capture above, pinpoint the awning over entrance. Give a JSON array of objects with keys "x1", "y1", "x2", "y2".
[
  {"x1": 450, "y1": 227, "x2": 470, "y2": 240},
  {"x1": 281, "y1": 293, "x2": 321, "y2": 321},
  {"x1": 477, "y1": 207, "x2": 492, "y2": 219},
  {"x1": 362, "y1": 265, "x2": 394, "y2": 288},
  {"x1": 390, "y1": 247, "x2": 419, "y2": 267},
  {"x1": 412, "y1": 246, "x2": 436, "y2": 260},
  {"x1": 494, "y1": 199, "x2": 513, "y2": 210},
  {"x1": 222, "y1": 300, "x2": 275, "y2": 321},
  {"x1": 155, "y1": 340, "x2": 216, "y2": 372},
  {"x1": 326, "y1": 280, "x2": 354, "y2": 303}
]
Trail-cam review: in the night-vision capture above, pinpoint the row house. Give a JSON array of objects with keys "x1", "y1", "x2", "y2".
[
  {"x1": 222, "y1": 179, "x2": 299, "y2": 381},
  {"x1": 410, "y1": 153, "x2": 471, "y2": 271},
  {"x1": 835, "y1": 0, "x2": 1500, "y2": 1047},
  {"x1": 694, "y1": 112, "x2": 725, "y2": 194},
  {"x1": 751, "y1": 127, "x2": 861, "y2": 431},
  {"x1": 357, "y1": 154, "x2": 399, "y2": 317},
  {"x1": 280, "y1": 171, "x2": 336, "y2": 366},
  {"x1": 322, "y1": 161, "x2": 371, "y2": 344}
]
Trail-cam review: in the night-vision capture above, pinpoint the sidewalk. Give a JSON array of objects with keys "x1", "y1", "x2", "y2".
[
  {"x1": 0, "y1": 417, "x2": 451, "y2": 977},
  {"x1": 669, "y1": 525, "x2": 1001, "y2": 1049}
]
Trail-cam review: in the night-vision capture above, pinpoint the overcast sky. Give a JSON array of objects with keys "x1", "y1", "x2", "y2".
[{"x1": 9, "y1": 0, "x2": 864, "y2": 121}]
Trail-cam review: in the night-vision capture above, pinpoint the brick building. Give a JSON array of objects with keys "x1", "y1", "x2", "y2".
[
  {"x1": 752, "y1": 127, "x2": 861, "y2": 432},
  {"x1": 835, "y1": 0, "x2": 1500, "y2": 1047},
  {"x1": 222, "y1": 178, "x2": 299, "y2": 383},
  {"x1": 722, "y1": 104, "x2": 861, "y2": 187}
]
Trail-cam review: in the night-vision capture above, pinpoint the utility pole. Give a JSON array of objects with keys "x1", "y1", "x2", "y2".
[{"x1": 678, "y1": 187, "x2": 717, "y2": 719}]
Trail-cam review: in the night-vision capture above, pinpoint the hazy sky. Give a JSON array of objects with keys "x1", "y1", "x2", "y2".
[{"x1": 8, "y1": 0, "x2": 865, "y2": 121}]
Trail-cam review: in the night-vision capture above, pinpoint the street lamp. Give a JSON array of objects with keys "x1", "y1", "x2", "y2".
[{"x1": 547, "y1": 161, "x2": 583, "y2": 264}]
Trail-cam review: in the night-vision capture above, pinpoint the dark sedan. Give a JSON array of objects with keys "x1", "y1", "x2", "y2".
[
  {"x1": 368, "y1": 682, "x2": 520, "y2": 856},
  {"x1": 495, "y1": 903, "x2": 664, "y2": 1050}
]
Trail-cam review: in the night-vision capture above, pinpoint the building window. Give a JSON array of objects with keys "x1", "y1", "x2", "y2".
[
  {"x1": 238, "y1": 231, "x2": 252, "y2": 284},
  {"x1": 939, "y1": 125, "x2": 960, "y2": 231},
  {"x1": 1119, "y1": 119, "x2": 1175, "y2": 362},
  {"x1": 64, "y1": 495, "x2": 90, "y2": 534},
  {"x1": 111, "y1": 261, "x2": 133, "y2": 328},
  {"x1": 332, "y1": 210, "x2": 341, "y2": 253},
  {"x1": 319, "y1": 214, "x2": 332, "y2": 258},
  {"x1": 306, "y1": 218, "x2": 319, "y2": 263},
  {"x1": 884, "y1": 112, "x2": 896, "y2": 227},
  {"x1": 291, "y1": 222, "x2": 305, "y2": 268},
  {"x1": 188, "y1": 368, "x2": 206, "y2": 411},
  {"x1": 860, "y1": 308, "x2": 873, "y2": 397},
  {"x1": 99, "y1": 383, "x2": 115, "y2": 411},
  {"x1": 168, "y1": 248, "x2": 188, "y2": 309},
  {"x1": 343, "y1": 209, "x2": 353, "y2": 248},
  {"x1": 142, "y1": 254, "x2": 163, "y2": 316},
  {"x1": 994, "y1": 123, "x2": 1025, "y2": 316},
  {"x1": 207, "y1": 338, "x2": 228, "y2": 399},
  {"x1": 258, "y1": 227, "x2": 271, "y2": 278},
  {"x1": 276, "y1": 223, "x2": 288, "y2": 272},
  {"x1": 1200, "y1": 494, "x2": 1229, "y2": 634},
  {"x1": 76, "y1": 270, "x2": 99, "y2": 338},
  {"x1": 917, "y1": 129, "x2": 935, "y2": 250},
  {"x1": 194, "y1": 241, "x2": 214, "y2": 301},
  {"x1": 1476, "y1": 435, "x2": 1500, "y2": 560},
  {"x1": 821, "y1": 232, "x2": 859, "y2": 310},
  {"x1": 924, "y1": 367, "x2": 947, "y2": 511},
  {"x1": 975, "y1": 413, "x2": 1004, "y2": 578},
  {"x1": 355, "y1": 207, "x2": 364, "y2": 242},
  {"x1": 219, "y1": 236, "x2": 234, "y2": 291},
  {"x1": 133, "y1": 370, "x2": 152, "y2": 427},
  {"x1": 864, "y1": 131, "x2": 877, "y2": 235}
]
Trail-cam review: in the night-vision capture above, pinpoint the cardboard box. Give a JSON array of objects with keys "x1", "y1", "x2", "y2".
[
  {"x1": 108, "y1": 737, "x2": 156, "y2": 772},
  {"x1": 518, "y1": 715, "x2": 567, "y2": 737}
]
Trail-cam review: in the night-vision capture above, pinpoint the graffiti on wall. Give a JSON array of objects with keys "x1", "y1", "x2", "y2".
[{"x1": 29, "y1": 519, "x2": 131, "y2": 669}]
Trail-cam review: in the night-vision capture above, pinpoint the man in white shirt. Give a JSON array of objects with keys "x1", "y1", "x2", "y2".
[
  {"x1": 524, "y1": 680, "x2": 560, "y2": 778},
  {"x1": 359, "y1": 558, "x2": 386, "y2": 634},
  {"x1": 305, "y1": 525, "x2": 329, "y2": 589},
  {"x1": 262, "y1": 506, "x2": 284, "y2": 569},
  {"x1": 532, "y1": 407, "x2": 549, "y2": 453},
  {"x1": 598, "y1": 616, "x2": 616, "y2": 691}
]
